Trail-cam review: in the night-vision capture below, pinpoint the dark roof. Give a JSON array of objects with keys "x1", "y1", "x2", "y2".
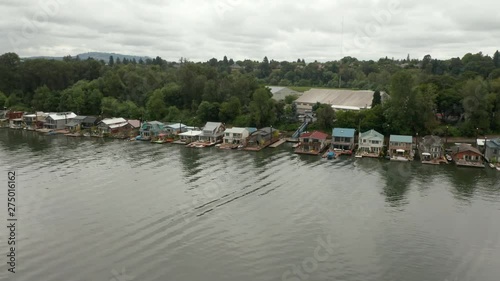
[
  {"x1": 73, "y1": 116, "x2": 87, "y2": 121},
  {"x1": 65, "y1": 121, "x2": 80, "y2": 127},
  {"x1": 421, "y1": 135, "x2": 442, "y2": 146},
  {"x1": 452, "y1": 144, "x2": 483, "y2": 156},
  {"x1": 83, "y1": 116, "x2": 98, "y2": 123}
]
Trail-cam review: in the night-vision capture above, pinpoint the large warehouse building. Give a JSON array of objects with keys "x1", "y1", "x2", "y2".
[{"x1": 294, "y1": 88, "x2": 387, "y2": 114}]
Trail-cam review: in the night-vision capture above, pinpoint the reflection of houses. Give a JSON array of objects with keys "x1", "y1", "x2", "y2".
[
  {"x1": 140, "y1": 121, "x2": 166, "y2": 140},
  {"x1": 44, "y1": 112, "x2": 76, "y2": 130},
  {"x1": 389, "y1": 135, "x2": 414, "y2": 161},
  {"x1": 198, "y1": 122, "x2": 225, "y2": 143},
  {"x1": 485, "y1": 139, "x2": 500, "y2": 165},
  {"x1": 357, "y1": 129, "x2": 383, "y2": 158},
  {"x1": 295, "y1": 131, "x2": 329, "y2": 155},
  {"x1": 419, "y1": 135, "x2": 445, "y2": 164},
  {"x1": 244, "y1": 127, "x2": 279, "y2": 151},
  {"x1": 332, "y1": 128, "x2": 355, "y2": 151},
  {"x1": 222, "y1": 127, "x2": 250, "y2": 148},
  {"x1": 0, "y1": 110, "x2": 7, "y2": 127},
  {"x1": 451, "y1": 144, "x2": 484, "y2": 168}
]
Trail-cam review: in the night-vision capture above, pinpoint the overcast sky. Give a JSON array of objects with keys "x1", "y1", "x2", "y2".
[{"x1": 1, "y1": 0, "x2": 499, "y2": 62}]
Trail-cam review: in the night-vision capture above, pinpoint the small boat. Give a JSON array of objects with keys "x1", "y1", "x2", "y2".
[
  {"x1": 293, "y1": 143, "x2": 300, "y2": 148},
  {"x1": 446, "y1": 154, "x2": 453, "y2": 162},
  {"x1": 489, "y1": 163, "x2": 495, "y2": 168},
  {"x1": 46, "y1": 130, "x2": 57, "y2": 136},
  {"x1": 355, "y1": 154, "x2": 363, "y2": 158},
  {"x1": 496, "y1": 166, "x2": 500, "y2": 171},
  {"x1": 327, "y1": 151, "x2": 335, "y2": 160}
]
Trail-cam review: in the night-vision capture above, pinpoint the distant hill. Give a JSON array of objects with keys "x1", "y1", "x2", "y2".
[
  {"x1": 77, "y1": 52, "x2": 151, "y2": 62},
  {"x1": 24, "y1": 52, "x2": 152, "y2": 62}
]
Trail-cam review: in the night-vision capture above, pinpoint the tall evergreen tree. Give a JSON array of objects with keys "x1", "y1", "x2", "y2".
[
  {"x1": 108, "y1": 56, "x2": 114, "y2": 66},
  {"x1": 494, "y1": 50, "x2": 500, "y2": 68}
]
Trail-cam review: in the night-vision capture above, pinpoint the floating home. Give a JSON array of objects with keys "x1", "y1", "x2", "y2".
[
  {"x1": 221, "y1": 127, "x2": 250, "y2": 149},
  {"x1": 388, "y1": 135, "x2": 414, "y2": 161},
  {"x1": 295, "y1": 131, "x2": 330, "y2": 155},
  {"x1": 419, "y1": 135, "x2": 447, "y2": 164},
  {"x1": 356, "y1": 129, "x2": 384, "y2": 158},
  {"x1": 331, "y1": 128, "x2": 356, "y2": 154},
  {"x1": 243, "y1": 127, "x2": 279, "y2": 151},
  {"x1": 451, "y1": 144, "x2": 484, "y2": 168}
]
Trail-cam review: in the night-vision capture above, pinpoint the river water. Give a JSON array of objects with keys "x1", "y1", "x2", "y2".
[{"x1": 0, "y1": 129, "x2": 499, "y2": 281}]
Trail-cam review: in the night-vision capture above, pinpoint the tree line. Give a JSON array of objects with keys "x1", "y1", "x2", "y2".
[{"x1": 0, "y1": 51, "x2": 499, "y2": 137}]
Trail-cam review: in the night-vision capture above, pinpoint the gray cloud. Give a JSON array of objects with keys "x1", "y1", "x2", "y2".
[{"x1": 0, "y1": 0, "x2": 499, "y2": 61}]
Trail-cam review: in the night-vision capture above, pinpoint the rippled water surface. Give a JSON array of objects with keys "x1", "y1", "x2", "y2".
[{"x1": 0, "y1": 129, "x2": 499, "y2": 281}]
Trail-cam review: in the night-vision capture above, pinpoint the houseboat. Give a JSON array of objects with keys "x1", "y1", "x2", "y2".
[
  {"x1": 388, "y1": 135, "x2": 414, "y2": 161},
  {"x1": 294, "y1": 131, "x2": 330, "y2": 155},
  {"x1": 331, "y1": 128, "x2": 356, "y2": 156},
  {"x1": 419, "y1": 135, "x2": 447, "y2": 164},
  {"x1": 356, "y1": 129, "x2": 383, "y2": 158},
  {"x1": 220, "y1": 127, "x2": 250, "y2": 149},
  {"x1": 186, "y1": 122, "x2": 225, "y2": 147},
  {"x1": 451, "y1": 144, "x2": 485, "y2": 168}
]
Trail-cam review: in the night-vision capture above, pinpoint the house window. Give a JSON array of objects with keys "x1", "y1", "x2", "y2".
[{"x1": 363, "y1": 139, "x2": 366, "y2": 143}]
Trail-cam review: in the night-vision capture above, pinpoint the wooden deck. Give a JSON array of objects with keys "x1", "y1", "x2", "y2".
[
  {"x1": 421, "y1": 157, "x2": 448, "y2": 165},
  {"x1": 269, "y1": 139, "x2": 286, "y2": 148}
]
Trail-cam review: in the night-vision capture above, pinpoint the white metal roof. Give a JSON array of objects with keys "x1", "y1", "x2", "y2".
[
  {"x1": 179, "y1": 130, "x2": 202, "y2": 137},
  {"x1": 224, "y1": 127, "x2": 247, "y2": 134},
  {"x1": 101, "y1": 118, "x2": 127, "y2": 125},
  {"x1": 109, "y1": 122, "x2": 129, "y2": 129},
  {"x1": 48, "y1": 112, "x2": 76, "y2": 121}
]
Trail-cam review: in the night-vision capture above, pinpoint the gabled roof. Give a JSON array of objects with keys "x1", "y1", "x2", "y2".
[
  {"x1": 144, "y1": 121, "x2": 164, "y2": 125},
  {"x1": 247, "y1": 127, "x2": 258, "y2": 134},
  {"x1": 486, "y1": 139, "x2": 500, "y2": 148},
  {"x1": 127, "y1": 119, "x2": 140, "y2": 128},
  {"x1": 83, "y1": 116, "x2": 98, "y2": 124},
  {"x1": 73, "y1": 116, "x2": 87, "y2": 121},
  {"x1": 421, "y1": 135, "x2": 442, "y2": 146},
  {"x1": 332, "y1": 128, "x2": 355, "y2": 138},
  {"x1": 300, "y1": 131, "x2": 328, "y2": 140},
  {"x1": 100, "y1": 118, "x2": 127, "y2": 125},
  {"x1": 224, "y1": 127, "x2": 248, "y2": 134},
  {"x1": 203, "y1": 122, "x2": 223, "y2": 131},
  {"x1": 360, "y1": 129, "x2": 383, "y2": 139},
  {"x1": 47, "y1": 112, "x2": 77, "y2": 121},
  {"x1": 452, "y1": 144, "x2": 483, "y2": 155},
  {"x1": 390, "y1": 135, "x2": 413, "y2": 143}
]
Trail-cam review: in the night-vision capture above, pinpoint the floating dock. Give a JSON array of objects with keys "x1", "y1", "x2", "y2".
[{"x1": 269, "y1": 139, "x2": 286, "y2": 148}]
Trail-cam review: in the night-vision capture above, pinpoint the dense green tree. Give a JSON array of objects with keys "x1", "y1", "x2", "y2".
[
  {"x1": 197, "y1": 101, "x2": 220, "y2": 123},
  {"x1": 101, "y1": 97, "x2": 120, "y2": 118},
  {"x1": 371, "y1": 90, "x2": 382, "y2": 108},
  {"x1": 460, "y1": 77, "x2": 491, "y2": 134},
  {"x1": 146, "y1": 89, "x2": 168, "y2": 120},
  {"x1": 219, "y1": 97, "x2": 241, "y2": 123},
  {"x1": 494, "y1": 50, "x2": 500, "y2": 68},
  {"x1": 315, "y1": 104, "x2": 335, "y2": 130},
  {"x1": 0, "y1": 91, "x2": 6, "y2": 108},
  {"x1": 250, "y1": 88, "x2": 276, "y2": 127},
  {"x1": 109, "y1": 56, "x2": 114, "y2": 66}
]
